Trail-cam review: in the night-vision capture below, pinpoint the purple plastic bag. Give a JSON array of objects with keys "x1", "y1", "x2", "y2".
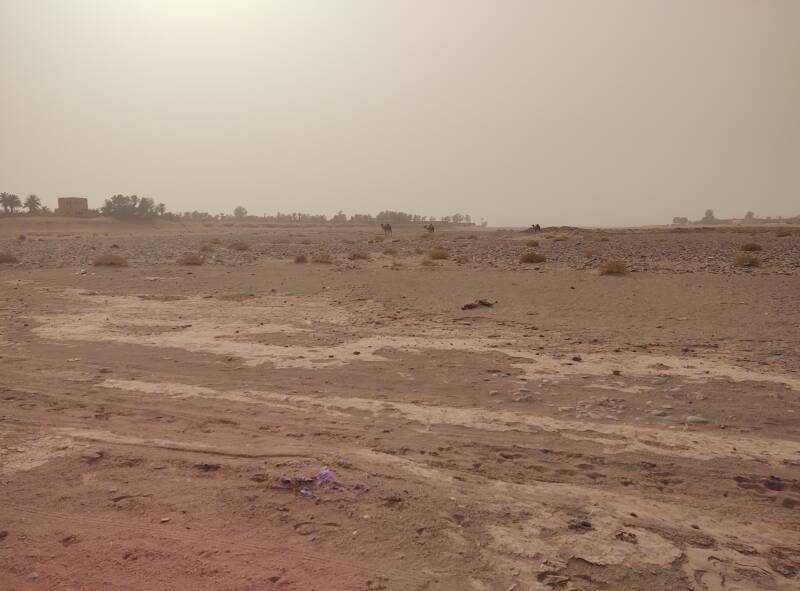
[{"x1": 314, "y1": 466, "x2": 334, "y2": 483}]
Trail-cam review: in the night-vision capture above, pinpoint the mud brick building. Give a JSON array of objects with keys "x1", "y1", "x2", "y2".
[{"x1": 57, "y1": 197, "x2": 89, "y2": 216}]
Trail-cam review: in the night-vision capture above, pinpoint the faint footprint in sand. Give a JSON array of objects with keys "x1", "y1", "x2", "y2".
[{"x1": 293, "y1": 521, "x2": 341, "y2": 536}]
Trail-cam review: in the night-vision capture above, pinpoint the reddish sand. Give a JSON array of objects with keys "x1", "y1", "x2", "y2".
[{"x1": 1, "y1": 219, "x2": 799, "y2": 590}]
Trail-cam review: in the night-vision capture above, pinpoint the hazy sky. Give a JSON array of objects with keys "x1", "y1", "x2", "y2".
[{"x1": 1, "y1": 1, "x2": 798, "y2": 226}]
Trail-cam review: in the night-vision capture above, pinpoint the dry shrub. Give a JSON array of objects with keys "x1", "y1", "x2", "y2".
[
  {"x1": 599, "y1": 260, "x2": 628, "y2": 275},
  {"x1": 414, "y1": 248, "x2": 424, "y2": 255},
  {"x1": 584, "y1": 250, "x2": 595, "y2": 257},
  {"x1": 383, "y1": 247, "x2": 397, "y2": 255},
  {"x1": 775, "y1": 230, "x2": 793, "y2": 238},
  {"x1": 199, "y1": 243, "x2": 213, "y2": 252},
  {"x1": 467, "y1": 234, "x2": 478, "y2": 240},
  {"x1": 178, "y1": 253, "x2": 205, "y2": 266},
  {"x1": 311, "y1": 252, "x2": 333, "y2": 264},
  {"x1": 301, "y1": 239, "x2": 312, "y2": 245},
  {"x1": 552, "y1": 235, "x2": 569, "y2": 242},
  {"x1": 741, "y1": 243, "x2": 762, "y2": 252},
  {"x1": 455, "y1": 255, "x2": 471, "y2": 264},
  {"x1": 420, "y1": 258, "x2": 435, "y2": 266},
  {"x1": 210, "y1": 237, "x2": 222, "y2": 245},
  {"x1": 526, "y1": 239, "x2": 539, "y2": 247},
  {"x1": 0, "y1": 252, "x2": 19, "y2": 264},
  {"x1": 421, "y1": 233, "x2": 433, "y2": 240},
  {"x1": 228, "y1": 241, "x2": 250, "y2": 251},
  {"x1": 599, "y1": 237, "x2": 610, "y2": 242},
  {"x1": 341, "y1": 239, "x2": 355, "y2": 245},
  {"x1": 18, "y1": 234, "x2": 26, "y2": 241},
  {"x1": 520, "y1": 251, "x2": 546, "y2": 264},
  {"x1": 348, "y1": 251, "x2": 370, "y2": 260},
  {"x1": 734, "y1": 254, "x2": 760, "y2": 268},
  {"x1": 92, "y1": 254, "x2": 128, "y2": 267},
  {"x1": 294, "y1": 254, "x2": 308, "y2": 263},
  {"x1": 429, "y1": 247, "x2": 449, "y2": 260}
]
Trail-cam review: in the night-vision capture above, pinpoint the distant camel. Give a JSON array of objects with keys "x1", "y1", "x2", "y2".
[
  {"x1": 424, "y1": 223, "x2": 435, "y2": 233},
  {"x1": 381, "y1": 223, "x2": 392, "y2": 236}
]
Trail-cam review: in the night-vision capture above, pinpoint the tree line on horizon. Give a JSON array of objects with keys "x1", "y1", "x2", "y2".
[
  {"x1": 0, "y1": 192, "x2": 480, "y2": 226},
  {"x1": 228, "y1": 207, "x2": 475, "y2": 225},
  {"x1": 673, "y1": 209, "x2": 799, "y2": 225}
]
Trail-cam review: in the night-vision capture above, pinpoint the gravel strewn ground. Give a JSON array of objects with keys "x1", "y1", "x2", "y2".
[{"x1": 1, "y1": 220, "x2": 798, "y2": 274}]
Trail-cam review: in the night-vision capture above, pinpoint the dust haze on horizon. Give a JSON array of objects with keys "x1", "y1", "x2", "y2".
[{"x1": 1, "y1": 0, "x2": 798, "y2": 227}]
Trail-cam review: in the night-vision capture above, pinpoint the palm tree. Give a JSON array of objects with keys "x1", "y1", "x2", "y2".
[
  {"x1": 24, "y1": 194, "x2": 42, "y2": 214},
  {"x1": 0, "y1": 192, "x2": 9, "y2": 213},
  {"x1": 7, "y1": 194, "x2": 21, "y2": 213}
]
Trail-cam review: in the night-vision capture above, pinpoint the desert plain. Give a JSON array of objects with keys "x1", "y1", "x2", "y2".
[{"x1": 1, "y1": 218, "x2": 799, "y2": 590}]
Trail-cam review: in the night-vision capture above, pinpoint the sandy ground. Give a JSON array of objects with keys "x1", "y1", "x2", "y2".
[{"x1": 1, "y1": 219, "x2": 799, "y2": 590}]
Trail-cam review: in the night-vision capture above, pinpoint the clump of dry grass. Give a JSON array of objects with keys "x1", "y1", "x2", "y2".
[
  {"x1": 526, "y1": 239, "x2": 539, "y2": 247},
  {"x1": 210, "y1": 237, "x2": 222, "y2": 245},
  {"x1": 741, "y1": 243, "x2": 762, "y2": 252},
  {"x1": 293, "y1": 254, "x2": 308, "y2": 263},
  {"x1": 599, "y1": 260, "x2": 628, "y2": 275},
  {"x1": 228, "y1": 241, "x2": 250, "y2": 251},
  {"x1": 311, "y1": 252, "x2": 333, "y2": 264},
  {"x1": 301, "y1": 239, "x2": 312, "y2": 245},
  {"x1": 420, "y1": 258, "x2": 435, "y2": 266},
  {"x1": 199, "y1": 243, "x2": 213, "y2": 252},
  {"x1": 0, "y1": 252, "x2": 19, "y2": 264},
  {"x1": 348, "y1": 251, "x2": 370, "y2": 260},
  {"x1": 177, "y1": 253, "x2": 205, "y2": 266},
  {"x1": 455, "y1": 255, "x2": 471, "y2": 264},
  {"x1": 552, "y1": 235, "x2": 569, "y2": 242},
  {"x1": 429, "y1": 247, "x2": 449, "y2": 260},
  {"x1": 775, "y1": 230, "x2": 793, "y2": 238},
  {"x1": 467, "y1": 234, "x2": 478, "y2": 240},
  {"x1": 734, "y1": 253, "x2": 760, "y2": 268},
  {"x1": 341, "y1": 239, "x2": 355, "y2": 245},
  {"x1": 414, "y1": 248, "x2": 424, "y2": 255},
  {"x1": 92, "y1": 254, "x2": 128, "y2": 267},
  {"x1": 598, "y1": 237, "x2": 610, "y2": 242},
  {"x1": 584, "y1": 250, "x2": 595, "y2": 257},
  {"x1": 520, "y1": 251, "x2": 546, "y2": 264},
  {"x1": 421, "y1": 233, "x2": 433, "y2": 240},
  {"x1": 18, "y1": 234, "x2": 26, "y2": 241},
  {"x1": 383, "y1": 247, "x2": 397, "y2": 255}
]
